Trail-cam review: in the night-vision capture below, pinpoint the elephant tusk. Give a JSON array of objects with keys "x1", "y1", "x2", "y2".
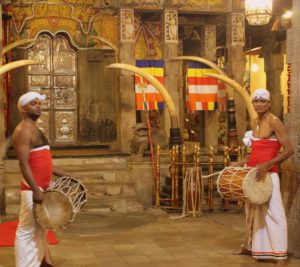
[
  {"x1": 171, "y1": 56, "x2": 227, "y2": 76},
  {"x1": 205, "y1": 72, "x2": 256, "y2": 120},
  {"x1": 106, "y1": 63, "x2": 178, "y2": 128},
  {"x1": 0, "y1": 60, "x2": 39, "y2": 76},
  {"x1": 2, "y1": 39, "x2": 35, "y2": 55},
  {"x1": 90, "y1": 36, "x2": 118, "y2": 52}
]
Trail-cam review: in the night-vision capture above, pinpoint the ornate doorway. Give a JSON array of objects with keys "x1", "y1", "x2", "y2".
[{"x1": 27, "y1": 33, "x2": 77, "y2": 145}]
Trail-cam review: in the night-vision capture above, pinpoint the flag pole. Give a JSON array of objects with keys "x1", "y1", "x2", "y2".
[{"x1": 140, "y1": 80, "x2": 157, "y2": 205}]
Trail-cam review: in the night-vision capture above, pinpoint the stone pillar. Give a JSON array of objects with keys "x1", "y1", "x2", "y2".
[
  {"x1": 163, "y1": 10, "x2": 181, "y2": 144},
  {"x1": 0, "y1": 4, "x2": 5, "y2": 213},
  {"x1": 119, "y1": 8, "x2": 136, "y2": 153},
  {"x1": 225, "y1": 11, "x2": 246, "y2": 152},
  {"x1": 201, "y1": 25, "x2": 218, "y2": 147},
  {"x1": 263, "y1": 34, "x2": 284, "y2": 119},
  {"x1": 281, "y1": 0, "x2": 300, "y2": 258}
]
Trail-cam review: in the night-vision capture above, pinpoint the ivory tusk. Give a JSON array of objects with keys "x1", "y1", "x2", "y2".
[
  {"x1": 0, "y1": 60, "x2": 39, "y2": 76},
  {"x1": 90, "y1": 36, "x2": 118, "y2": 52},
  {"x1": 2, "y1": 39, "x2": 35, "y2": 55},
  {"x1": 106, "y1": 63, "x2": 178, "y2": 128},
  {"x1": 171, "y1": 56, "x2": 227, "y2": 76},
  {"x1": 170, "y1": 56, "x2": 234, "y2": 97},
  {"x1": 205, "y1": 73, "x2": 256, "y2": 120}
]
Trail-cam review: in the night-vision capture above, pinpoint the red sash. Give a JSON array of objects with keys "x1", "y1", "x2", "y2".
[
  {"x1": 21, "y1": 149, "x2": 53, "y2": 190},
  {"x1": 247, "y1": 139, "x2": 281, "y2": 172}
]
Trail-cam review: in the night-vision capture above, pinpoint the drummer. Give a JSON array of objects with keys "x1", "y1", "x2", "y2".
[
  {"x1": 231, "y1": 88, "x2": 294, "y2": 266},
  {"x1": 12, "y1": 92, "x2": 70, "y2": 267}
]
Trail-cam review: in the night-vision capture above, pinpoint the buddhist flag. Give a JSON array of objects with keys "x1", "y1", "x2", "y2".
[
  {"x1": 187, "y1": 62, "x2": 226, "y2": 111},
  {"x1": 135, "y1": 60, "x2": 164, "y2": 110}
]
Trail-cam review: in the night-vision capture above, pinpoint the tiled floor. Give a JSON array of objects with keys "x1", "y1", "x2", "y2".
[{"x1": 0, "y1": 210, "x2": 299, "y2": 267}]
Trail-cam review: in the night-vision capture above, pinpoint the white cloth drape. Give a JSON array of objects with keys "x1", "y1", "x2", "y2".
[
  {"x1": 15, "y1": 191, "x2": 51, "y2": 267},
  {"x1": 243, "y1": 172, "x2": 287, "y2": 260}
]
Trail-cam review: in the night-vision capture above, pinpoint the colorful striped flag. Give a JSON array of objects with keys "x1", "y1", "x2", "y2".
[
  {"x1": 135, "y1": 60, "x2": 164, "y2": 110},
  {"x1": 186, "y1": 62, "x2": 227, "y2": 111}
]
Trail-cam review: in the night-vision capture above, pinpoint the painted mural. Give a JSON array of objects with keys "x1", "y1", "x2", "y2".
[
  {"x1": 134, "y1": 16, "x2": 162, "y2": 59},
  {"x1": 121, "y1": 0, "x2": 162, "y2": 9},
  {"x1": 170, "y1": 0, "x2": 225, "y2": 11},
  {"x1": 12, "y1": 0, "x2": 227, "y2": 11},
  {"x1": 14, "y1": 0, "x2": 94, "y2": 4},
  {"x1": 7, "y1": 3, "x2": 118, "y2": 49}
]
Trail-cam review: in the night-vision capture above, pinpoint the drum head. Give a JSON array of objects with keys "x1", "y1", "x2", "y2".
[
  {"x1": 243, "y1": 169, "x2": 273, "y2": 204},
  {"x1": 34, "y1": 190, "x2": 73, "y2": 231}
]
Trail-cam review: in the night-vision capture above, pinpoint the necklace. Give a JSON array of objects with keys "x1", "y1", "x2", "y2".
[{"x1": 256, "y1": 112, "x2": 269, "y2": 131}]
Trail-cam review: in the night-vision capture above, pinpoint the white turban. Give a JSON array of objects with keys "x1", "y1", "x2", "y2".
[
  {"x1": 251, "y1": 88, "x2": 270, "y2": 101},
  {"x1": 18, "y1": 92, "x2": 46, "y2": 111}
]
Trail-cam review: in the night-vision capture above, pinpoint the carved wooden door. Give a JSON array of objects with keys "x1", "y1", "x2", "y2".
[{"x1": 27, "y1": 33, "x2": 77, "y2": 145}]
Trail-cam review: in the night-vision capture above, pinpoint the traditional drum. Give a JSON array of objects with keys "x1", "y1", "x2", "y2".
[
  {"x1": 217, "y1": 167, "x2": 272, "y2": 204},
  {"x1": 34, "y1": 176, "x2": 87, "y2": 231}
]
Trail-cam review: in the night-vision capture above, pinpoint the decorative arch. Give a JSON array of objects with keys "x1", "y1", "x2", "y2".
[{"x1": 7, "y1": 3, "x2": 118, "y2": 50}]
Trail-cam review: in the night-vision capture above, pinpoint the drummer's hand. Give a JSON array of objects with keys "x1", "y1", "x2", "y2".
[
  {"x1": 255, "y1": 162, "x2": 271, "y2": 181},
  {"x1": 32, "y1": 188, "x2": 43, "y2": 204}
]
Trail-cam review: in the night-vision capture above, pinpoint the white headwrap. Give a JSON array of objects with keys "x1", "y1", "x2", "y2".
[
  {"x1": 251, "y1": 88, "x2": 270, "y2": 101},
  {"x1": 17, "y1": 92, "x2": 46, "y2": 111}
]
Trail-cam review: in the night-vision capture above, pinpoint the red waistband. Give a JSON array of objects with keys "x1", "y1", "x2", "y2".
[
  {"x1": 21, "y1": 149, "x2": 53, "y2": 190},
  {"x1": 248, "y1": 139, "x2": 281, "y2": 172}
]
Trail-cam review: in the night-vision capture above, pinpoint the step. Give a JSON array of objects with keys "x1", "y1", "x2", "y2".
[
  {"x1": 4, "y1": 156, "x2": 129, "y2": 173},
  {"x1": 83, "y1": 196, "x2": 144, "y2": 213},
  {"x1": 4, "y1": 170, "x2": 133, "y2": 188},
  {"x1": 6, "y1": 204, "x2": 20, "y2": 215},
  {"x1": 5, "y1": 181, "x2": 137, "y2": 202},
  {"x1": 5, "y1": 186, "x2": 20, "y2": 205},
  {"x1": 85, "y1": 182, "x2": 137, "y2": 197}
]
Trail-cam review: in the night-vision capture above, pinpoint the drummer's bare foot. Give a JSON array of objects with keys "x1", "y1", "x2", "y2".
[
  {"x1": 276, "y1": 259, "x2": 288, "y2": 266},
  {"x1": 230, "y1": 248, "x2": 252, "y2": 256}
]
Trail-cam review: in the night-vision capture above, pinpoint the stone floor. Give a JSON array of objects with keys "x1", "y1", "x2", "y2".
[{"x1": 0, "y1": 210, "x2": 300, "y2": 267}]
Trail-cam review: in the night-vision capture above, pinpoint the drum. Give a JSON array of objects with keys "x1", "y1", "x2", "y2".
[
  {"x1": 34, "y1": 176, "x2": 87, "y2": 231},
  {"x1": 217, "y1": 167, "x2": 272, "y2": 204}
]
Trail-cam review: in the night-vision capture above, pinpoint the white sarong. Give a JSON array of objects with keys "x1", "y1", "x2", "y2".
[
  {"x1": 15, "y1": 190, "x2": 51, "y2": 267},
  {"x1": 243, "y1": 172, "x2": 287, "y2": 260}
]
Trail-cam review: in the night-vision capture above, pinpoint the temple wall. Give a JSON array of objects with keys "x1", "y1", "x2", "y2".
[
  {"x1": 3, "y1": 1, "x2": 235, "y2": 152},
  {"x1": 281, "y1": 0, "x2": 300, "y2": 258}
]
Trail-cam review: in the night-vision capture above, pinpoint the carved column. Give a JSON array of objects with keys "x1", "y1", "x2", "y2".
[
  {"x1": 119, "y1": 8, "x2": 136, "y2": 153},
  {"x1": 226, "y1": 11, "x2": 246, "y2": 157},
  {"x1": 0, "y1": 4, "x2": 5, "y2": 213},
  {"x1": 201, "y1": 25, "x2": 218, "y2": 147},
  {"x1": 281, "y1": 0, "x2": 300, "y2": 258},
  {"x1": 163, "y1": 9, "x2": 182, "y2": 146},
  {"x1": 263, "y1": 34, "x2": 284, "y2": 119}
]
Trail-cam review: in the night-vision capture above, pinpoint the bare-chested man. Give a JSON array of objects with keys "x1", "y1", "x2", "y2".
[
  {"x1": 13, "y1": 92, "x2": 70, "y2": 267},
  {"x1": 231, "y1": 88, "x2": 294, "y2": 266}
]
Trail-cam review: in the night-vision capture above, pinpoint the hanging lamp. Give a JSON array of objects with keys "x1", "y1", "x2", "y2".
[{"x1": 245, "y1": 0, "x2": 273, "y2": 26}]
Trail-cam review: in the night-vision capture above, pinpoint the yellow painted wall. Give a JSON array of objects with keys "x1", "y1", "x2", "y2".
[
  {"x1": 247, "y1": 54, "x2": 288, "y2": 114},
  {"x1": 248, "y1": 55, "x2": 266, "y2": 94},
  {"x1": 281, "y1": 56, "x2": 289, "y2": 114}
]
